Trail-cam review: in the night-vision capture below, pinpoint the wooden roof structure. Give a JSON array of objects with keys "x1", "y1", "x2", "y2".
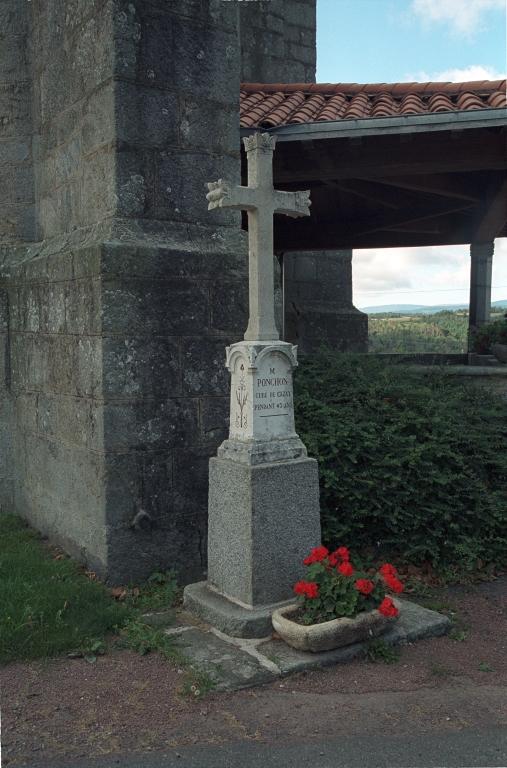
[{"x1": 240, "y1": 81, "x2": 507, "y2": 252}]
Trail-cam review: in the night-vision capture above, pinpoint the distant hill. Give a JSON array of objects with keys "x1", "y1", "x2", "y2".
[{"x1": 359, "y1": 300, "x2": 507, "y2": 315}]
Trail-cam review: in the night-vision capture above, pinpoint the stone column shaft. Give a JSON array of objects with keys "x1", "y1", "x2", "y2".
[{"x1": 469, "y1": 242, "x2": 494, "y2": 327}]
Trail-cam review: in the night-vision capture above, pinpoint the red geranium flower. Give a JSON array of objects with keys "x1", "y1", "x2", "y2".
[
  {"x1": 294, "y1": 580, "x2": 319, "y2": 598},
  {"x1": 338, "y1": 562, "x2": 354, "y2": 577},
  {"x1": 303, "y1": 546, "x2": 329, "y2": 566},
  {"x1": 356, "y1": 579, "x2": 374, "y2": 595},
  {"x1": 386, "y1": 576, "x2": 403, "y2": 594},
  {"x1": 328, "y1": 552, "x2": 339, "y2": 566},
  {"x1": 380, "y1": 564, "x2": 396, "y2": 579},
  {"x1": 294, "y1": 581, "x2": 309, "y2": 595},
  {"x1": 378, "y1": 597, "x2": 398, "y2": 617},
  {"x1": 336, "y1": 546, "x2": 350, "y2": 561}
]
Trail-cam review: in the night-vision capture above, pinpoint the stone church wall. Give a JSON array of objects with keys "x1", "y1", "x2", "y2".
[
  {"x1": 0, "y1": 0, "x2": 35, "y2": 513},
  {"x1": 2, "y1": 0, "x2": 252, "y2": 584},
  {"x1": 239, "y1": 0, "x2": 316, "y2": 83}
]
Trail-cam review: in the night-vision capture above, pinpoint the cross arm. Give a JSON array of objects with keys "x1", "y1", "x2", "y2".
[
  {"x1": 206, "y1": 179, "x2": 257, "y2": 211},
  {"x1": 273, "y1": 189, "x2": 311, "y2": 218}
]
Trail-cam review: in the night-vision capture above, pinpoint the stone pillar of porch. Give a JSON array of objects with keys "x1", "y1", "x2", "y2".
[
  {"x1": 283, "y1": 250, "x2": 368, "y2": 353},
  {"x1": 469, "y1": 242, "x2": 494, "y2": 328}
]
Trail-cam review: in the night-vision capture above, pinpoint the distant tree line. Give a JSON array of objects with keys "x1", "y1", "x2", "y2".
[{"x1": 367, "y1": 308, "x2": 507, "y2": 354}]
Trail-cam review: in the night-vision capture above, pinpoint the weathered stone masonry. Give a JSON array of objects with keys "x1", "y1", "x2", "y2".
[
  {"x1": 2, "y1": 0, "x2": 251, "y2": 584},
  {"x1": 0, "y1": 0, "x2": 320, "y2": 584}
]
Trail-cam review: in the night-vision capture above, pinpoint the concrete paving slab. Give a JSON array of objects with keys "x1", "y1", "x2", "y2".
[
  {"x1": 168, "y1": 599, "x2": 451, "y2": 692},
  {"x1": 172, "y1": 628, "x2": 277, "y2": 692}
]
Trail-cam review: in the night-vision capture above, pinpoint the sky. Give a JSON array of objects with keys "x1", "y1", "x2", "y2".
[{"x1": 315, "y1": 0, "x2": 507, "y2": 308}]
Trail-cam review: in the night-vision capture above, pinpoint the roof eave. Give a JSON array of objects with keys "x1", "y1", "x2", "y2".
[{"x1": 240, "y1": 107, "x2": 507, "y2": 143}]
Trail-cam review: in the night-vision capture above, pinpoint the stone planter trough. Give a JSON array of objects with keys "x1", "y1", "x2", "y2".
[
  {"x1": 491, "y1": 344, "x2": 507, "y2": 364},
  {"x1": 272, "y1": 598, "x2": 402, "y2": 653}
]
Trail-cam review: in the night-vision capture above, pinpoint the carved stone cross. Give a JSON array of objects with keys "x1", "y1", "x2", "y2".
[{"x1": 206, "y1": 133, "x2": 311, "y2": 341}]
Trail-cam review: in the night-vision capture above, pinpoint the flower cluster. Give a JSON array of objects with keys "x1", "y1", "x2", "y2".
[
  {"x1": 380, "y1": 564, "x2": 403, "y2": 594},
  {"x1": 378, "y1": 597, "x2": 398, "y2": 617},
  {"x1": 294, "y1": 580, "x2": 319, "y2": 598},
  {"x1": 469, "y1": 314, "x2": 507, "y2": 353},
  {"x1": 293, "y1": 546, "x2": 402, "y2": 624}
]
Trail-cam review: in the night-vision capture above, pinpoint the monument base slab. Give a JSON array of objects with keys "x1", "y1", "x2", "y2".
[{"x1": 183, "y1": 581, "x2": 294, "y2": 638}]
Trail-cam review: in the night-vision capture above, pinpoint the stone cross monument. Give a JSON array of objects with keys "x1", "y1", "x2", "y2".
[{"x1": 184, "y1": 134, "x2": 322, "y2": 638}]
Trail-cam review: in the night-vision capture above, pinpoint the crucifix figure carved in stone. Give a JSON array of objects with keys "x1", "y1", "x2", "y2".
[{"x1": 206, "y1": 132, "x2": 311, "y2": 341}]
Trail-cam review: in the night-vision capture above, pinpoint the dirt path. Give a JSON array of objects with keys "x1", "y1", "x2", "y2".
[{"x1": 2, "y1": 580, "x2": 506, "y2": 765}]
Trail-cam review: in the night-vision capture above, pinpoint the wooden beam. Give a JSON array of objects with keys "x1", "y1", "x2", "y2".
[
  {"x1": 349, "y1": 200, "x2": 473, "y2": 238},
  {"x1": 322, "y1": 179, "x2": 409, "y2": 209},
  {"x1": 273, "y1": 131, "x2": 506, "y2": 184},
  {"x1": 472, "y1": 177, "x2": 507, "y2": 242},
  {"x1": 359, "y1": 173, "x2": 481, "y2": 202},
  {"x1": 273, "y1": 221, "x2": 475, "y2": 251}
]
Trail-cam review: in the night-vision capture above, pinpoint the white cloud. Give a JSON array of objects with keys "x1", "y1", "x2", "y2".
[
  {"x1": 412, "y1": 0, "x2": 506, "y2": 36},
  {"x1": 353, "y1": 241, "x2": 507, "y2": 307},
  {"x1": 407, "y1": 65, "x2": 507, "y2": 83}
]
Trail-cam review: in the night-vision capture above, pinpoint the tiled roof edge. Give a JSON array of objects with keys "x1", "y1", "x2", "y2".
[{"x1": 241, "y1": 80, "x2": 507, "y2": 95}]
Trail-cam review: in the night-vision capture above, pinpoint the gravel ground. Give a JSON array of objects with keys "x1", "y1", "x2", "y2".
[{"x1": 1, "y1": 579, "x2": 506, "y2": 766}]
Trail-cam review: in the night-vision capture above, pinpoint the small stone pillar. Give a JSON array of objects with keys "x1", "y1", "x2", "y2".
[
  {"x1": 184, "y1": 340, "x2": 321, "y2": 638},
  {"x1": 469, "y1": 242, "x2": 494, "y2": 328}
]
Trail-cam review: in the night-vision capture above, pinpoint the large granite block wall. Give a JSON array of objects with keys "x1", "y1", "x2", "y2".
[
  {"x1": 2, "y1": 0, "x2": 251, "y2": 584},
  {"x1": 0, "y1": 0, "x2": 34, "y2": 511},
  {"x1": 239, "y1": 0, "x2": 316, "y2": 83},
  {"x1": 283, "y1": 251, "x2": 368, "y2": 353}
]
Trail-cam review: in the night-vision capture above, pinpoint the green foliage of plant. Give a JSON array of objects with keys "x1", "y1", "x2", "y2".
[
  {"x1": 429, "y1": 662, "x2": 454, "y2": 678},
  {"x1": 126, "y1": 566, "x2": 181, "y2": 612},
  {"x1": 469, "y1": 314, "x2": 507, "y2": 352},
  {"x1": 478, "y1": 662, "x2": 493, "y2": 672},
  {"x1": 181, "y1": 669, "x2": 217, "y2": 699},
  {"x1": 115, "y1": 619, "x2": 179, "y2": 659},
  {"x1": 363, "y1": 640, "x2": 400, "y2": 664},
  {"x1": 294, "y1": 350, "x2": 507, "y2": 568},
  {"x1": 299, "y1": 560, "x2": 386, "y2": 623},
  {"x1": 0, "y1": 514, "x2": 128, "y2": 664},
  {"x1": 368, "y1": 310, "x2": 469, "y2": 354},
  {"x1": 449, "y1": 629, "x2": 467, "y2": 642}
]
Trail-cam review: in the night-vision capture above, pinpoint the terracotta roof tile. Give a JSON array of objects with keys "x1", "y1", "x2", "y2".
[
  {"x1": 428, "y1": 92, "x2": 455, "y2": 112},
  {"x1": 457, "y1": 91, "x2": 487, "y2": 110},
  {"x1": 289, "y1": 93, "x2": 326, "y2": 123},
  {"x1": 240, "y1": 80, "x2": 505, "y2": 128},
  {"x1": 489, "y1": 91, "x2": 507, "y2": 107},
  {"x1": 259, "y1": 91, "x2": 306, "y2": 127},
  {"x1": 315, "y1": 92, "x2": 347, "y2": 121},
  {"x1": 399, "y1": 93, "x2": 427, "y2": 115},
  {"x1": 344, "y1": 92, "x2": 371, "y2": 118},
  {"x1": 371, "y1": 92, "x2": 398, "y2": 117}
]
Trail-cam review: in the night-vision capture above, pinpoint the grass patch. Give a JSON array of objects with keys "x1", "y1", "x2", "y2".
[
  {"x1": 0, "y1": 513, "x2": 216, "y2": 696},
  {"x1": 362, "y1": 639, "x2": 400, "y2": 664},
  {"x1": 428, "y1": 662, "x2": 455, "y2": 679},
  {"x1": 0, "y1": 514, "x2": 128, "y2": 665}
]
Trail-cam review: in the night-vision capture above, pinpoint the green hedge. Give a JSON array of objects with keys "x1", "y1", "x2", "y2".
[{"x1": 294, "y1": 350, "x2": 507, "y2": 567}]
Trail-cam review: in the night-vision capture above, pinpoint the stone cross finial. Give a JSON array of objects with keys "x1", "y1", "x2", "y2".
[{"x1": 206, "y1": 133, "x2": 311, "y2": 341}]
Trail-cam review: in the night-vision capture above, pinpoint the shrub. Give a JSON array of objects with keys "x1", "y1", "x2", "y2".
[
  {"x1": 294, "y1": 350, "x2": 507, "y2": 567},
  {"x1": 469, "y1": 313, "x2": 507, "y2": 352}
]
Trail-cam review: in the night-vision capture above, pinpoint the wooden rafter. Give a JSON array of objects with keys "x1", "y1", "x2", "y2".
[
  {"x1": 360, "y1": 173, "x2": 481, "y2": 202},
  {"x1": 351, "y1": 200, "x2": 473, "y2": 238}
]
